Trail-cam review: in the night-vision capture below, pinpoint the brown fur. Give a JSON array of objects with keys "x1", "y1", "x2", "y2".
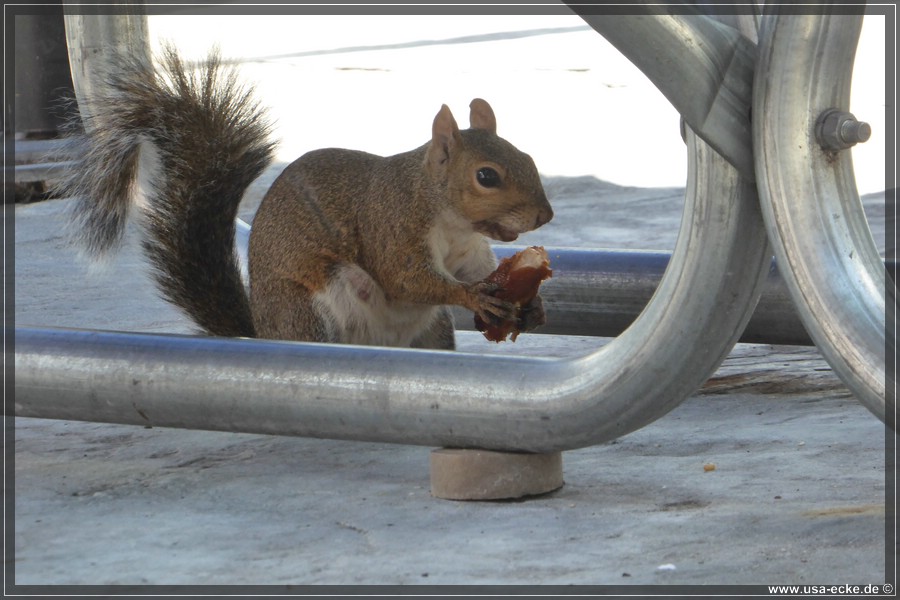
[{"x1": 63, "y1": 47, "x2": 553, "y2": 349}]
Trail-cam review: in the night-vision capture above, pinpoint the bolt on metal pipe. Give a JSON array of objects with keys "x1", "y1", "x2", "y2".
[{"x1": 816, "y1": 109, "x2": 872, "y2": 151}]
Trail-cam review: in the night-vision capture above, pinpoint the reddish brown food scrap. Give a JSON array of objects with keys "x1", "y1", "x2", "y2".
[{"x1": 475, "y1": 246, "x2": 552, "y2": 342}]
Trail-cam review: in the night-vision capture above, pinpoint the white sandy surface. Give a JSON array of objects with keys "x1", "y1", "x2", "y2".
[{"x1": 146, "y1": 10, "x2": 887, "y2": 194}]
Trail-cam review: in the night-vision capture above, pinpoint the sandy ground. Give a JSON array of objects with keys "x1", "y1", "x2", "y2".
[{"x1": 11, "y1": 8, "x2": 894, "y2": 592}]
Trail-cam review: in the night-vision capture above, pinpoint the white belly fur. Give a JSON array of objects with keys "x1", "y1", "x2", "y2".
[
  {"x1": 313, "y1": 264, "x2": 440, "y2": 347},
  {"x1": 312, "y1": 210, "x2": 496, "y2": 347}
]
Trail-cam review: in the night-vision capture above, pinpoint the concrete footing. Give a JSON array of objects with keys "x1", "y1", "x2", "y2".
[{"x1": 429, "y1": 448, "x2": 564, "y2": 500}]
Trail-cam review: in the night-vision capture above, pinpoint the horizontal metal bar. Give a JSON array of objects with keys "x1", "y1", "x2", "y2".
[
  {"x1": 11, "y1": 326, "x2": 589, "y2": 450},
  {"x1": 13, "y1": 139, "x2": 80, "y2": 184},
  {"x1": 14, "y1": 138, "x2": 72, "y2": 163},
  {"x1": 239, "y1": 221, "x2": 822, "y2": 346},
  {"x1": 14, "y1": 161, "x2": 77, "y2": 183},
  {"x1": 457, "y1": 248, "x2": 894, "y2": 346},
  {"x1": 456, "y1": 247, "x2": 817, "y2": 346}
]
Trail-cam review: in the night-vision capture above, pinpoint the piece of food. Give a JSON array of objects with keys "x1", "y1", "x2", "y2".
[{"x1": 475, "y1": 246, "x2": 552, "y2": 342}]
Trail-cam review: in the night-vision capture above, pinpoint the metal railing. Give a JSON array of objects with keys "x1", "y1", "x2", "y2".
[{"x1": 13, "y1": 5, "x2": 892, "y2": 450}]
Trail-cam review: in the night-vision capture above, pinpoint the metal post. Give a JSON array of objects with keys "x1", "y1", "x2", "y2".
[
  {"x1": 568, "y1": 6, "x2": 757, "y2": 181},
  {"x1": 753, "y1": 11, "x2": 890, "y2": 424},
  {"x1": 61, "y1": 4, "x2": 150, "y2": 122}
]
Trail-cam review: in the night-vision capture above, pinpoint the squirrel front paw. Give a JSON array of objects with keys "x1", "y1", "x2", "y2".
[
  {"x1": 466, "y1": 281, "x2": 517, "y2": 325},
  {"x1": 517, "y1": 294, "x2": 546, "y2": 332}
]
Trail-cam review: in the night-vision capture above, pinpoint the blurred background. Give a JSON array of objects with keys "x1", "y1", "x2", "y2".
[{"x1": 142, "y1": 10, "x2": 887, "y2": 195}]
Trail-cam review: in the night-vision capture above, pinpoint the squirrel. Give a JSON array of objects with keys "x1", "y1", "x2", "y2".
[{"x1": 59, "y1": 46, "x2": 554, "y2": 350}]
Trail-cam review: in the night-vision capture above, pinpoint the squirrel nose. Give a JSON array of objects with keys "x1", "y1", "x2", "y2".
[{"x1": 535, "y1": 203, "x2": 554, "y2": 229}]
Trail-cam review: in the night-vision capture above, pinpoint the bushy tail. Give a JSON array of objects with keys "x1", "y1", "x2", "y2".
[{"x1": 57, "y1": 45, "x2": 274, "y2": 337}]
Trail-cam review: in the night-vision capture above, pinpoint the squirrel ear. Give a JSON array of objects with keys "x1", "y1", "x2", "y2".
[
  {"x1": 429, "y1": 104, "x2": 460, "y2": 166},
  {"x1": 469, "y1": 98, "x2": 497, "y2": 134}
]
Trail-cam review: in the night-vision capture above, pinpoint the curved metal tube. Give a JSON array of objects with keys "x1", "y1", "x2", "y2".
[
  {"x1": 30, "y1": 8, "x2": 772, "y2": 448},
  {"x1": 15, "y1": 129, "x2": 771, "y2": 451},
  {"x1": 570, "y1": 7, "x2": 757, "y2": 181},
  {"x1": 753, "y1": 12, "x2": 890, "y2": 423}
]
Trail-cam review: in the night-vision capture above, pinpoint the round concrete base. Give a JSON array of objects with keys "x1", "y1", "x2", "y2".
[{"x1": 430, "y1": 448, "x2": 564, "y2": 501}]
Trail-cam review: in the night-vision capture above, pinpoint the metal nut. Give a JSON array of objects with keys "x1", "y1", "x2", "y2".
[{"x1": 816, "y1": 109, "x2": 872, "y2": 151}]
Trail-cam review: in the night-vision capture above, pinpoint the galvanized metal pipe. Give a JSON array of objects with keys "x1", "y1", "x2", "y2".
[
  {"x1": 61, "y1": 7, "x2": 150, "y2": 121},
  {"x1": 32, "y1": 9, "x2": 780, "y2": 447},
  {"x1": 482, "y1": 249, "x2": 892, "y2": 346},
  {"x1": 240, "y1": 221, "x2": 821, "y2": 346},
  {"x1": 569, "y1": 6, "x2": 757, "y2": 181},
  {"x1": 15, "y1": 128, "x2": 772, "y2": 451},
  {"x1": 753, "y1": 11, "x2": 890, "y2": 423},
  {"x1": 14, "y1": 162, "x2": 77, "y2": 184},
  {"x1": 458, "y1": 248, "x2": 813, "y2": 346}
]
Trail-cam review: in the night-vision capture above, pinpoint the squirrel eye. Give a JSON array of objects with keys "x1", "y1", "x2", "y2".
[{"x1": 476, "y1": 167, "x2": 501, "y2": 188}]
